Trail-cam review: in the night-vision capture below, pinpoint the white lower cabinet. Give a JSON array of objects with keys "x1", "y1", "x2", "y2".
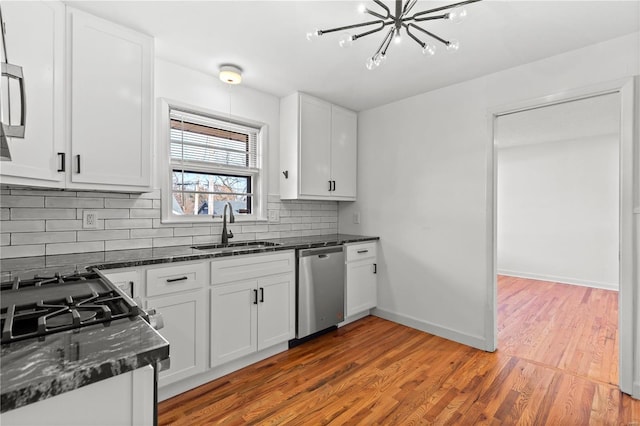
[
  {"x1": 145, "y1": 262, "x2": 208, "y2": 386},
  {"x1": 210, "y1": 252, "x2": 295, "y2": 367},
  {"x1": 345, "y1": 242, "x2": 378, "y2": 317},
  {"x1": 150, "y1": 289, "x2": 207, "y2": 385},
  {"x1": 100, "y1": 252, "x2": 296, "y2": 395},
  {"x1": 0, "y1": 365, "x2": 154, "y2": 426},
  {"x1": 257, "y1": 273, "x2": 296, "y2": 350},
  {"x1": 210, "y1": 280, "x2": 257, "y2": 366}
]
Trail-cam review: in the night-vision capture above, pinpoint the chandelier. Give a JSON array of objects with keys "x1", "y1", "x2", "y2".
[{"x1": 306, "y1": 0, "x2": 482, "y2": 70}]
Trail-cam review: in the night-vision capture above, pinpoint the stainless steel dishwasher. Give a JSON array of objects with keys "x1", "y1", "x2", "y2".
[{"x1": 296, "y1": 246, "x2": 345, "y2": 339}]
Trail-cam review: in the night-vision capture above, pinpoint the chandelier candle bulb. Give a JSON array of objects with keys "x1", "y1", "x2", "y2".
[
  {"x1": 338, "y1": 33, "x2": 355, "y2": 48},
  {"x1": 422, "y1": 43, "x2": 437, "y2": 56},
  {"x1": 446, "y1": 39, "x2": 460, "y2": 51},
  {"x1": 448, "y1": 7, "x2": 467, "y2": 23}
]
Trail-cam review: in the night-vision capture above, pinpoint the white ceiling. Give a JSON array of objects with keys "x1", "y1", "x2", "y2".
[{"x1": 66, "y1": 0, "x2": 640, "y2": 111}]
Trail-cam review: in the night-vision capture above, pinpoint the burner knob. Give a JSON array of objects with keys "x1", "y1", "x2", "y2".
[{"x1": 149, "y1": 311, "x2": 164, "y2": 331}]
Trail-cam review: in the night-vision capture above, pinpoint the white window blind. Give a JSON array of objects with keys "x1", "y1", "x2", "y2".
[{"x1": 170, "y1": 109, "x2": 259, "y2": 171}]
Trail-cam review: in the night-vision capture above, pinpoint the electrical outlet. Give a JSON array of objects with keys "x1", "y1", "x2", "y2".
[
  {"x1": 83, "y1": 210, "x2": 98, "y2": 229},
  {"x1": 353, "y1": 212, "x2": 361, "y2": 224},
  {"x1": 268, "y1": 210, "x2": 280, "y2": 222}
]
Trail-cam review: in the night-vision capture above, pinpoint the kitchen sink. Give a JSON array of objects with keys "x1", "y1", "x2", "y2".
[{"x1": 191, "y1": 241, "x2": 282, "y2": 253}]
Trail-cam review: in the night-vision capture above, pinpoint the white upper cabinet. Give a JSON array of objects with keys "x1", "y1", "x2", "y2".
[
  {"x1": 280, "y1": 92, "x2": 357, "y2": 201},
  {"x1": 67, "y1": 8, "x2": 152, "y2": 191},
  {"x1": 329, "y1": 104, "x2": 357, "y2": 198},
  {"x1": 0, "y1": 1, "x2": 65, "y2": 187},
  {"x1": 0, "y1": 4, "x2": 152, "y2": 192}
]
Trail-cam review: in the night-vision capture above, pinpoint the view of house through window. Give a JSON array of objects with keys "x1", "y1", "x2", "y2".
[{"x1": 169, "y1": 108, "x2": 260, "y2": 217}]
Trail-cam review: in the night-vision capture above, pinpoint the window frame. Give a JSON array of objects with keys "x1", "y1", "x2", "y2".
[{"x1": 159, "y1": 98, "x2": 268, "y2": 224}]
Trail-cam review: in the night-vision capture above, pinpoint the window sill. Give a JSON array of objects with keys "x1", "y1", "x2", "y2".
[{"x1": 161, "y1": 215, "x2": 268, "y2": 225}]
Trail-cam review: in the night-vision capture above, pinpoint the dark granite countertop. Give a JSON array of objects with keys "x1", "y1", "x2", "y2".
[
  {"x1": 0, "y1": 234, "x2": 379, "y2": 278},
  {"x1": 0, "y1": 316, "x2": 169, "y2": 413}
]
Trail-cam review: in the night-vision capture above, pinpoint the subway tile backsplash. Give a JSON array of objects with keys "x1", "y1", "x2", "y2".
[{"x1": 0, "y1": 187, "x2": 338, "y2": 259}]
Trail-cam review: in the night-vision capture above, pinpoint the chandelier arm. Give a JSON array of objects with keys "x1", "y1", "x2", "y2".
[
  {"x1": 402, "y1": 0, "x2": 419, "y2": 17},
  {"x1": 403, "y1": 24, "x2": 426, "y2": 49},
  {"x1": 408, "y1": 23, "x2": 449, "y2": 46},
  {"x1": 353, "y1": 22, "x2": 391, "y2": 40},
  {"x1": 372, "y1": 0, "x2": 391, "y2": 19},
  {"x1": 412, "y1": 14, "x2": 449, "y2": 23},
  {"x1": 380, "y1": 28, "x2": 395, "y2": 55},
  {"x1": 374, "y1": 28, "x2": 395, "y2": 56},
  {"x1": 318, "y1": 19, "x2": 384, "y2": 35},
  {"x1": 365, "y1": 8, "x2": 389, "y2": 21},
  {"x1": 411, "y1": 0, "x2": 482, "y2": 19}
]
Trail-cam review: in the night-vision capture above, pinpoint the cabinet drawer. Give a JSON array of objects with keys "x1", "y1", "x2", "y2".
[
  {"x1": 345, "y1": 242, "x2": 377, "y2": 262},
  {"x1": 146, "y1": 262, "x2": 207, "y2": 297},
  {"x1": 211, "y1": 251, "x2": 295, "y2": 285}
]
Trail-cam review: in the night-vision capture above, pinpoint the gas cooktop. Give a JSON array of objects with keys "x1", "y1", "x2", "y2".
[{"x1": 0, "y1": 271, "x2": 140, "y2": 344}]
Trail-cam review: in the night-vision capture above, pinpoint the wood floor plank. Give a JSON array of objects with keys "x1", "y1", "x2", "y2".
[{"x1": 159, "y1": 277, "x2": 640, "y2": 425}]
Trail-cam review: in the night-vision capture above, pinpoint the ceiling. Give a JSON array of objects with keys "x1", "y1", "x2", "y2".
[{"x1": 66, "y1": 0, "x2": 640, "y2": 112}]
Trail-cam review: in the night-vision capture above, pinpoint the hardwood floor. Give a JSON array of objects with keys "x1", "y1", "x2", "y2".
[
  {"x1": 158, "y1": 277, "x2": 639, "y2": 425},
  {"x1": 498, "y1": 275, "x2": 619, "y2": 386}
]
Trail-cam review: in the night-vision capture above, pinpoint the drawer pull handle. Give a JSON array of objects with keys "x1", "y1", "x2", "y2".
[
  {"x1": 357, "y1": 249, "x2": 369, "y2": 254},
  {"x1": 166, "y1": 276, "x2": 188, "y2": 283},
  {"x1": 373, "y1": 263, "x2": 377, "y2": 274},
  {"x1": 260, "y1": 287, "x2": 264, "y2": 303},
  {"x1": 253, "y1": 289, "x2": 258, "y2": 305}
]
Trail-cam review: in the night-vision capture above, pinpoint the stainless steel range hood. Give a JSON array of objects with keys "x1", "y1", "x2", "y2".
[{"x1": 0, "y1": 5, "x2": 27, "y2": 162}]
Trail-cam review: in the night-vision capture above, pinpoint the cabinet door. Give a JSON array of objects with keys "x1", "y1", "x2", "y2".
[
  {"x1": 330, "y1": 105, "x2": 357, "y2": 198},
  {"x1": 150, "y1": 290, "x2": 206, "y2": 386},
  {"x1": 346, "y1": 261, "x2": 377, "y2": 317},
  {"x1": 0, "y1": 1, "x2": 64, "y2": 187},
  {"x1": 210, "y1": 280, "x2": 258, "y2": 367},
  {"x1": 0, "y1": 366, "x2": 154, "y2": 426},
  {"x1": 299, "y1": 94, "x2": 331, "y2": 196},
  {"x1": 67, "y1": 8, "x2": 151, "y2": 190},
  {"x1": 257, "y1": 272, "x2": 295, "y2": 351}
]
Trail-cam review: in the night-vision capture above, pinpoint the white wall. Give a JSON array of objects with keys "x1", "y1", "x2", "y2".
[
  {"x1": 339, "y1": 32, "x2": 639, "y2": 352},
  {"x1": 497, "y1": 133, "x2": 619, "y2": 290},
  {"x1": 154, "y1": 59, "x2": 281, "y2": 194}
]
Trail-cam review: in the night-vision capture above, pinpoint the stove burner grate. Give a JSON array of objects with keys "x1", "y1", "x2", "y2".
[{"x1": 1, "y1": 271, "x2": 139, "y2": 344}]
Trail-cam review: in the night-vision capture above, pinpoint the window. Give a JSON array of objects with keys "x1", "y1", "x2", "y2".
[{"x1": 166, "y1": 105, "x2": 265, "y2": 221}]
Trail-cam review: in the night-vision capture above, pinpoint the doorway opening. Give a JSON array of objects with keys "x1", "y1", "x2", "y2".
[
  {"x1": 495, "y1": 93, "x2": 620, "y2": 385},
  {"x1": 488, "y1": 78, "x2": 636, "y2": 396}
]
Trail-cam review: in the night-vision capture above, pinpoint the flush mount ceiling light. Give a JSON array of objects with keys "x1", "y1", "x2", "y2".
[
  {"x1": 307, "y1": 0, "x2": 482, "y2": 70},
  {"x1": 219, "y1": 64, "x2": 243, "y2": 85}
]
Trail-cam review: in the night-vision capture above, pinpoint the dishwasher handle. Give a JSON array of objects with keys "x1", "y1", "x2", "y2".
[{"x1": 297, "y1": 246, "x2": 344, "y2": 258}]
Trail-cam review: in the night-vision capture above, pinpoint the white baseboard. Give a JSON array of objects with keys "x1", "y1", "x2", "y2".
[
  {"x1": 158, "y1": 342, "x2": 289, "y2": 401},
  {"x1": 371, "y1": 308, "x2": 490, "y2": 352},
  {"x1": 634, "y1": 380, "x2": 640, "y2": 400},
  {"x1": 497, "y1": 269, "x2": 619, "y2": 291},
  {"x1": 339, "y1": 310, "x2": 370, "y2": 327}
]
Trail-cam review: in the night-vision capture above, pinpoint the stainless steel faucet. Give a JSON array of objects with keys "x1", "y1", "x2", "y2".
[{"x1": 221, "y1": 202, "x2": 235, "y2": 245}]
